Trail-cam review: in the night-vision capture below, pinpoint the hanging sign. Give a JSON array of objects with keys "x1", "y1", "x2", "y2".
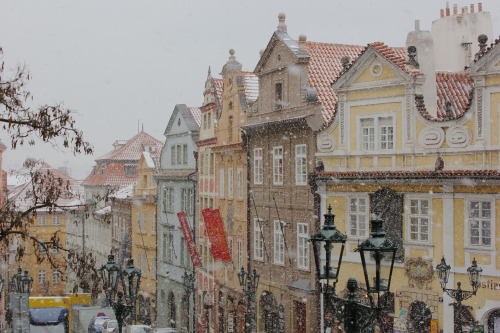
[
  {"x1": 430, "y1": 319, "x2": 438, "y2": 333},
  {"x1": 177, "y1": 211, "x2": 202, "y2": 267},
  {"x1": 202, "y1": 208, "x2": 232, "y2": 262}
]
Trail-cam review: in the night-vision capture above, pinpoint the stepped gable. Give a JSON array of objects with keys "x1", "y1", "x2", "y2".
[
  {"x1": 189, "y1": 107, "x2": 202, "y2": 127},
  {"x1": 417, "y1": 72, "x2": 474, "y2": 121}
]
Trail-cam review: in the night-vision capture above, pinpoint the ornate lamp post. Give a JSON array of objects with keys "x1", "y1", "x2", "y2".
[
  {"x1": 436, "y1": 256, "x2": 482, "y2": 332},
  {"x1": 100, "y1": 254, "x2": 141, "y2": 333},
  {"x1": 238, "y1": 267, "x2": 260, "y2": 333},
  {"x1": 182, "y1": 271, "x2": 195, "y2": 332},
  {"x1": 310, "y1": 208, "x2": 398, "y2": 333},
  {"x1": 10, "y1": 268, "x2": 32, "y2": 333}
]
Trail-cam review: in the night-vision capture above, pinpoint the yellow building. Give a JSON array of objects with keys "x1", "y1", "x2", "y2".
[
  {"x1": 315, "y1": 26, "x2": 500, "y2": 333},
  {"x1": 9, "y1": 163, "x2": 82, "y2": 297},
  {"x1": 212, "y1": 50, "x2": 258, "y2": 332},
  {"x1": 130, "y1": 152, "x2": 158, "y2": 325}
]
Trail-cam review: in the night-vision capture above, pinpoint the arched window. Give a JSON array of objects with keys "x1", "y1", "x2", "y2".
[{"x1": 168, "y1": 292, "x2": 177, "y2": 328}]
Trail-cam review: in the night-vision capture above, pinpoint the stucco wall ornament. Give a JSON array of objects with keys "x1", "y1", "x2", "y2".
[
  {"x1": 317, "y1": 131, "x2": 336, "y2": 153},
  {"x1": 419, "y1": 127, "x2": 445, "y2": 148},
  {"x1": 370, "y1": 61, "x2": 384, "y2": 77},
  {"x1": 446, "y1": 125, "x2": 472, "y2": 148},
  {"x1": 404, "y1": 257, "x2": 434, "y2": 289}
]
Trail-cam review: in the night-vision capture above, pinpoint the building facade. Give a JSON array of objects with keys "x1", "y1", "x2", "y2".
[
  {"x1": 156, "y1": 104, "x2": 200, "y2": 330},
  {"x1": 212, "y1": 50, "x2": 258, "y2": 333},
  {"x1": 315, "y1": 6, "x2": 500, "y2": 333},
  {"x1": 196, "y1": 69, "x2": 222, "y2": 333}
]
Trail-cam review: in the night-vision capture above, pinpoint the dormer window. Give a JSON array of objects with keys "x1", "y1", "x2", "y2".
[
  {"x1": 275, "y1": 82, "x2": 283, "y2": 110},
  {"x1": 124, "y1": 165, "x2": 137, "y2": 177}
]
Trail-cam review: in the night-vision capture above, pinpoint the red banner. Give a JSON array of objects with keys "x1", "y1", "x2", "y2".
[
  {"x1": 201, "y1": 208, "x2": 232, "y2": 263},
  {"x1": 177, "y1": 211, "x2": 202, "y2": 267}
]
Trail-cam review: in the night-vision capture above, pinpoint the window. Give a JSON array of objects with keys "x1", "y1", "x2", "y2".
[
  {"x1": 180, "y1": 238, "x2": 185, "y2": 267},
  {"x1": 228, "y1": 169, "x2": 233, "y2": 199},
  {"x1": 124, "y1": 165, "x2": 137, "y2": 177},
  {"x1": 295, "y1": 145, "x2": 307, "y2": 185},
  {"x1": 52, "y1": 215, "x2": 61, "y2": 226},
  {"x1": 162, "y1": 232, "x2": 168, "y2": 261},
  {"x1": 348, "y1": 197, "x2": 368, "y2": 237},
  {"x1": 167, "y1": 233, "x2": 174, "y2": 263},
  {"x1": 171, "y1": 144, "x2": 189, "y2": 166},
  {"x1": 237, "y1": 168, "x2": 243, "y2": 199},
  {"x1": 275, "y1": 82, "x2": 283, "y2": 110},
  {"x1": 253, "y1": 148, "x2": 263, "y2": 184},
  {"x1": 468, "y1": 200, "x2": 492, "y2": 246},
  {"x1": 38, "y1": 270, "x2": 46, "y2": 284},
  {"x1": 228, "y1": 116, "x2": 233, "y2": 142},
  {"x1": 183, "y1": 144, "x2": 188, "y2": 164},
  {"x1": 39, "y1": 241, "x2": 47, "y2": 254},
  {"x1": 297, "y1": 223, "x2": 309, "y2": 269},
  {"x1": 219, "y1": 169, "x2": 225, "y2": 197},
  {"x1": 137, "y1": 212, "x2": 147, "y2": 232},
  {"x1": 408, "y1": 199, "x2": 430, "y2": 243},
  {"x1": 181, "y1": 188, "x2": 194, "y2": 215},
  {"x1": 360, "y1": 116, "x2": 394, "y2": 151},
  {"x1": 52, "y1": 270, "x2": 61, "y2": 284},
  {"x1": 254, "y1": 219, "x2": 264, "y2": 260},
  {"x1": 274, "y1": 220, "x2": 285, "y2": 265},
  {"x1": 38, "y1": 215, "x2": 46, "y2": 226},
  {"x1": 273, "y1": 147, "x2": 283, "y2": 185},
  {"x1": 163, "y1": 187, "x2": 174, "y2": 213},
  {"x1": 210, "y1": 153, "x2": 214, "y2": 175},
  {"x1": 208, "y1": 112, "x2": 212, "y2": 129},
  {"x1": 237, "y1": 240, "x2": 243, "y2": 271}
]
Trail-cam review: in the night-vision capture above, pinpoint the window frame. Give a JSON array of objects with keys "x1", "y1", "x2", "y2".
[
  {"x1": 38, "y1": 270, "x2": 46, "y2": 284},
  {"x1": 347, "y1": 195, "x2": 369, "y2": 238},
  {"x1": 273, "y1": 220, "x2": 285, "y2": 265},
  {"x1": 52, "y1": 215, "x2": 61, "y2": 226},
  {"x1": 405, "y1": 197, "x2": 432, "y2": 245},
  {"x1": 38, "y1": 215, "x2": 46, "y2": 226},
  {"x1": 358, "y1": 113, "x2": 395, "y2": 152},
  {"x1": 219, "y1": 169, "x2": 225, "y2": 198},
  {"x1": 254, "y1": 218, "x2": 264, "y2": 261},
  {"x1": 228, "y1": 168, "x2": 233, "y2": 199},
  {"x1": 295, "y1": 144, "x2": 307, "y2": 185},
  {"x1": 253, "y1": 148, "x2": 263, "y2": 185},
  {"x1": 237, "y1": 168, "x2": 243, "y2": 199},
  {"x1": 273, "y1": 146, "x2": 284, "y2": 185},
  {"x1": 465, "y1": 198, "x2": 494, "y2": 249},
  {"x1": 297, "y1": 223, "x2": 310, "y2": 270}
]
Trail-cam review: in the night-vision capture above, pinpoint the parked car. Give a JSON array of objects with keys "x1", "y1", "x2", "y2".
[
  {"x1": 102, "y1": 320, "x2": 119, "y2": 332},
  {"x1": 125, "y1": 324, "x2": 152, "y2": 333},
  {"x1": 88, "y1": 313, "x2": 111, "y2": 333},
  {"x1": 153, "y1": 329, "x2": 179, "y2": 333}
]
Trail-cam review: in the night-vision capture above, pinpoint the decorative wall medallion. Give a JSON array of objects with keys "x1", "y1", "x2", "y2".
[
  {"x1": 419, "y1": 127, "x2": 444, "y2": 148},
  {"x1": 446, "y1": 125, "x2": 471, "y2": 148},
  {"x1": 405, "y1": 257, "x2": 434, "y2": 289},
  {"x1": 370, "y1": 61, "x2": 383, "y2": 77},
  {"x1": 317, "y1": 131, "x2": 335, "y2": 152}
]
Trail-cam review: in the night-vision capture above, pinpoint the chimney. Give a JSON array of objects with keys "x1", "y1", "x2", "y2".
[
  {"x1": 277, "y1": 13, "x2": 287, "y2": 33},
  {"x1": 446, "y1": 1, "x2": 450, "y2": 16},
  {"x1": 470, "y1": 4, "x2": 475, "y2": 13},
  {"x1": 406, "y1": 20, "x2": 437, "y2": 117},
  {"x1": 440, "y1": 9, "x2": 445, "y2": 18},
  {"x1": 298, "y1": 34, "x2": 307, "y2": 53},
  {"x1": 453, "y1": 4, "x2": 458, "y2": 15},
  {"x1": 478, "y1": 3, "x2": 483, "y2": 12},
  {"x1": 462, "y1": 7, "x2": 466, "y2": 14}
]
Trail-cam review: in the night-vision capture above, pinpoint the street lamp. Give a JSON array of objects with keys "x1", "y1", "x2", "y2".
[
  {"x1": 10, "y1": 268, "x2": 32, "y2": 333},
  {"x1": 101, "y1": 254, "x2": 141, "y2": 333},
  {"x1": 436, "y1": 256, "x2": 482, "y2": 305},
  {"x1": 182, "y1": 271, "x2": 195, "y2": 332},
  {"x1": 238, "y1": 267, "x2": 260, "y2": 333},
  {"x1": 310, "y1": 205, "x2": 347, "y2": 290},
  {"x1": 356, "y1": 210, "x2": 397, "y2": 306},
  {"x1": 310, "y1": 207, "x2": 397, "y2": 333}
]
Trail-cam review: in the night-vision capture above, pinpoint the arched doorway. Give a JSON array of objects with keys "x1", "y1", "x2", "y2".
[
  {"x1": 407, "y1": 301, "x2": 431, "y2": 333},
  {"x1": 454, "y1": 304, "x2": 474, "y2": 333},
  {"x1": 260, "y1": 292, "x2": 284, "y2": 333},
  {"x1": 168, "y1": 291, "x2": 177, "y2": 328},
  {"x1": 487, "y1": 308, "x2": 500, "y2": 332}
]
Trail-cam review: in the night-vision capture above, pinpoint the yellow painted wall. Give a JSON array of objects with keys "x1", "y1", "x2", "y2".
[
  {"x1": 486, "y1": 76, "x2": 500, "y2": 86},
  {"x1": 347, "y1": 88, "x2": 405, "y2": 101},
  {"x1": 491, "y1": 92, "x2": 500, "y2": 146},
  {"x1": 353, "y1": 59, "x2": 399, "y2": 83}
]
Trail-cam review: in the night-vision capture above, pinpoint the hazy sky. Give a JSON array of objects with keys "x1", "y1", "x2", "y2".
[{"x1": 1, "y1": 0, "x2": 499, "y2": 179}]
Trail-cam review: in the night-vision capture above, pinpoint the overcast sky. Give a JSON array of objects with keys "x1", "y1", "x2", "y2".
[{"x1": 1, "y1": 0, "x2": 499, "y2": 179}]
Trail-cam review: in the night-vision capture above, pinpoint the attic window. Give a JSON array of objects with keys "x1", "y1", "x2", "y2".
[
  {"x1": 124, "y1": 165, "x2": 137, "y2": 177},
  {"x1": 178, "y1": 118, "x2": 181, "y2": 126},
  {"x1": 277, "y1": 54, "x2": 281, "y2": 62},
  {"x1": 275, "y1": 82, "x2": 283, "y2": 110}
]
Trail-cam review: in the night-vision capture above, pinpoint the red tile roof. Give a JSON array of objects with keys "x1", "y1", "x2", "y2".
[
  {"x1": 189, "y1": 107, "x2": 202, "y2": 127},
  {"x1": 436, "y1": 72, "x2": 474, "y2": 119},
  {"x1": 306, "y1": 42, "x2": 365, "y2": 123},
  {"x1": 83, "y1": 131, "x2": 163, "y2": 187},
  {"x1": 472, "y1": 36, "x2": 500, "y2": 64},
  {"x1": 242, "y1": 72, "x2": 259, "y2": 101},
  {"x1": 214, "y1": 78, "x2": 224, "y2": 106}
]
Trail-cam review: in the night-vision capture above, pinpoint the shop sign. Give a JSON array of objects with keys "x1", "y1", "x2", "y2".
[{"x1": 430, "y1": 319, "x2": 438, "y2": 333}]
